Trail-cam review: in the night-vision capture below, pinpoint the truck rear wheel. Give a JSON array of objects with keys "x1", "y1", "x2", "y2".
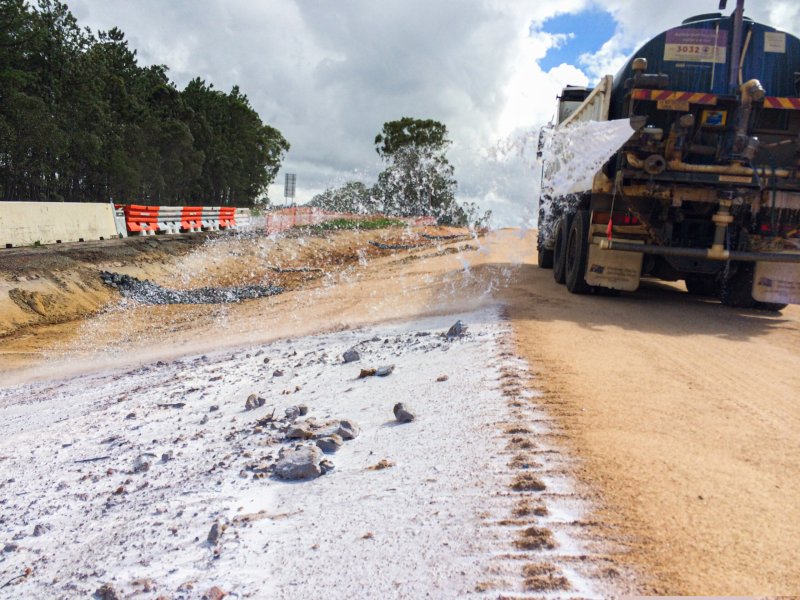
[
  {"x1": 720, "y1": 264, "x2": 756, "y2": 308},
  {"x1": 537, "y1": 246, "x2": 554, "y2": 269},
  {"x1": 552, "y1": 216, "x2": 571, "y2": 284},
  {"x1": 757, "y1": 301, "x2": 788, "y2": 312},
  {"x1": 565, "y1": 210, "x2": 594, "y2": 294},
  {"x1": 720, "y1": 265, "x2": 787, "y2": 311},
  {"x1": 685, "y1": 275, "x2": 717, "y2": 297}
]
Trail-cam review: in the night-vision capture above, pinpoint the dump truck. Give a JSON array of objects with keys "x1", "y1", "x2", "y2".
[{"x1": 537, "y1": 1, "x2": 800, "y2": 310}]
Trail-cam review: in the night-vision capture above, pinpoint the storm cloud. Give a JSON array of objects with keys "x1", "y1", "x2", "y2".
[{"x1": 67, "y1": 0, "x2": 800, "y2": 225}]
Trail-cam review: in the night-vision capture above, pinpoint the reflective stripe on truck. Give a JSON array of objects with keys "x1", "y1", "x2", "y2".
[{"x1": 631, "y1": 88, "x2": 800, "y2": 110}]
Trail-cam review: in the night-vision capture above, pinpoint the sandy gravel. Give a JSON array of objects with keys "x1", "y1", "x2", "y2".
[
  {"x1": 497, "y1": 242, "x2": 800, "y2": 595},
  {"x1": 2, "y1": 227, "x2": 799, "y2": 595}
]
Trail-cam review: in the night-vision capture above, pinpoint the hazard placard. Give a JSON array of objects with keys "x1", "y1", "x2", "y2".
[{"x1": 664, "y1": 28, "x2": 727, "y2": 64}]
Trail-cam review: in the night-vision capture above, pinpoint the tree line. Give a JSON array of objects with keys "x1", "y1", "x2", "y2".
[
  {"x1": 310, "y1": 117, "x2": 490, "y2": 227},
  {"x1": 0, "y1": 0, "x2": 289, "y2": 206}
]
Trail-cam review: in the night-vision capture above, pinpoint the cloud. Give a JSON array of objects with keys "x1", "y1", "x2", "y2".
[
  {"x1": 66, "y1": 1, "x2": 799, "y2": 225},
  {"x1": 578, "y1": 0, "x2": 800, "y2": 81}
]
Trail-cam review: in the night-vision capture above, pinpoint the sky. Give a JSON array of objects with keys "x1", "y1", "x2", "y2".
[{"x1": 66, "y1": 0, "x2": 800, "y2": 226}]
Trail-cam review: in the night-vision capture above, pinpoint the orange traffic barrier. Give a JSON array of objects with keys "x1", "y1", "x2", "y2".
[
  {"x1": 219, "y1": 207, "x2": 237, "y2": 229},
  {"x1": 180, "y1": 206, "x2": 204, "y2": 232},
  {"x1": 119, "y1": 204, "x2": 161, "y2": 235},
  {"x1": 115, "y1": 204, "x2": 240, "y2": 235}
]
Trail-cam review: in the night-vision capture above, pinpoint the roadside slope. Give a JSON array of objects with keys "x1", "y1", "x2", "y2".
[{"x1": 0, "y1": 227, "x2": 485, "y2": 382}]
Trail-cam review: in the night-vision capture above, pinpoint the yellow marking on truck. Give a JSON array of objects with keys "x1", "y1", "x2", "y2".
[
  {"x1": 718, "y1": 175, "x2": 753, "y2": 183},
  {"x1": 657, "y1": 99, "x2": 690, "y2": 111}
]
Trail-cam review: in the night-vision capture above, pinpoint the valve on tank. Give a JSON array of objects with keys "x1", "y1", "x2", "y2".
[
  {"x1": 665, "y1": 114, "x2": 696, "y2": 161},
  {"x1": 730, "y1": 79, "x2": 765, "y2": 163},
  {"x1": 643, "y1": 154, "x2": 667, "y2": 175},
  {"x1": 625, "y1": 57, "x2": 670, "y2": 92}
]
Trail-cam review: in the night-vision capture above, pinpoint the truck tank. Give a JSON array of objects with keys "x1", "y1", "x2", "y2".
[{"x1": 538, "y1": 3, "x2": 800, "y2": 310}]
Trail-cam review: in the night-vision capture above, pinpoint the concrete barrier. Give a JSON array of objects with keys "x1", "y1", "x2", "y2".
[
  {"x1": 113, "y1": 206, "x2": 129, "y2": 238},
  {"x1": 0, "y1": 201, "x2": 119, "y2": 248},
  {"x1": 236, "y1": 208, "x2": 254, "y2": 230}
]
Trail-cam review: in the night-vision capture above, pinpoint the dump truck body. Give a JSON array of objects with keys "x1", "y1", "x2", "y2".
[{"x1": 538, "y1": 8, "x2": 800, "y2": 309}]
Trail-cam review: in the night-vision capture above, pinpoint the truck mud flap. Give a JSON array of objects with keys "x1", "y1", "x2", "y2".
[
  {"x1": 752, "y1": 260, "x2": 800, "y2": 305},
  {"x1": 585, "y1": 243, "x2": 643, "y2": 291}
]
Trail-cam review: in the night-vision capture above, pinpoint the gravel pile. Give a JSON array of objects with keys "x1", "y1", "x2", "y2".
[{"x1": 99, "y1": 271, "x2": 283, "y2": 305}]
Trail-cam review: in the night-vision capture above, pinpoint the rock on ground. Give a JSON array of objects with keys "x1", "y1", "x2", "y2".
[
  {"x1": 343, "y1": 348, "x2": 360, "y2": 363},
  {"x1": 94, "y1": 583, "x2": 121, "y2": 600},
  {"x1": 274, "y1": 445, "x2": 324, "y2": 480},
  {"x1": 393, "y1": 402, "x2": 416, "y2": 423},
  {"x1": 207, "y1": 521, "x2": 226, "y2": 545},
  {"x1": 336, "y1": 419, "x2": 360, "y2": 440},
  {"x1": 446, "y1": 320, "x2": 467, "y2": 339},
  {"x1": 316, "y1": 434, "x2": 344, "y2": 453},
  {"x1": 132, "y1": 455, "x2": 151, "y2": 473},
  {"x1": 285, "y1": 425, "x2": 314, "y2": 440},
  {"x1": 203, "y1": 586, "x2": 227, "y2": 600},
  {"x1": 99, "y1": 271, "x2": 283, "y2": 305},
  {"x1": 245, "y1": 394, "x2": 266, "y2": 411}
]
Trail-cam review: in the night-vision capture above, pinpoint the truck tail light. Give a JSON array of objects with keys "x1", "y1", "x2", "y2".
[{"x1": 592, "y1": 212, "x2": 640, "y2": 226}]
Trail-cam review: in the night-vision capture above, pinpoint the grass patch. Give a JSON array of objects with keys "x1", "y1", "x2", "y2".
[{"x1": 298, "y1": 217, "x2": 407, "y2": 232}]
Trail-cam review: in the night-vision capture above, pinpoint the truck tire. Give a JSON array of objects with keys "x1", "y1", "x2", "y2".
[
  {"x1": 565, "y1": 210, "x2": 594, "y2": 294},
  {"x1": 552, "y1": 216, "x2": 571, "y2": 284},
  {"x1": 685, "y1": 275, "x2": 717, "y2": 297},
  {"x1": 756, "y1": 301, "x2": 787, "y2": 312},
  {"x1": 721, "y1": 264, "x2": 787, "y2": 311},
  {"x1": 537, "y1": 246, "x2": 554, "y2": 269},
  {"x1": 720, "y1": 264, "x2": 756, "y2": 308}
]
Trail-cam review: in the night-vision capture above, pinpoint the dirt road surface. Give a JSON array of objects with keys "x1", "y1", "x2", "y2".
[
  {"x1": 1, "y1": 227, "x2": 798, "y2": 596},
  {"x1": 498, "y1": 239, "x2": 800, "y2": 595}
]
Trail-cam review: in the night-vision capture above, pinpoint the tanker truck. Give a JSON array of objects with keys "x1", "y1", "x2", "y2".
[{"x1": 537, "y1": 1, "x2": 800, "y2": 310}]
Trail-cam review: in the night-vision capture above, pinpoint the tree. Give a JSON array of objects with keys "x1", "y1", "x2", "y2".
[
  {"x1": 374, "y1": 117, "x2": 449, "y2": 160},
  {"x1": 0, "y1": 2, "x2": 288, "y2": 207},
  {"x1": 460, "y1": 201, "x2": 492, "y2": 229},
  {"x1": 182, "y1": 79, "x2": 289, "y2": 205},
  {"x1": 309, "y1": 181, "x2": 378, "y2": 214},
  {"x1": 372, "y1": 117, "x2": 467, "y2": 224}
]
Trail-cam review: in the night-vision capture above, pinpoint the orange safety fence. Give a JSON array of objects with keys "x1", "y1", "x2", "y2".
[{"x1": 265, "y1": 207, "x2": 436, "y2": 234}]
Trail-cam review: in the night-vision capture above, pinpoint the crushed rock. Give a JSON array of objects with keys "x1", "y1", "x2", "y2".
[{"x1": 99, "y1": 271, "x2": 283, "y2": 305}]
